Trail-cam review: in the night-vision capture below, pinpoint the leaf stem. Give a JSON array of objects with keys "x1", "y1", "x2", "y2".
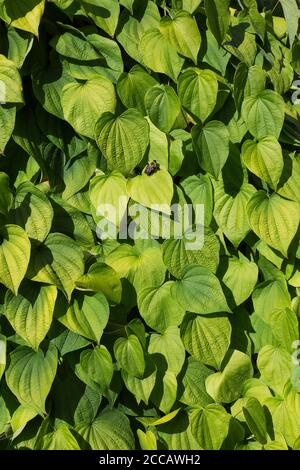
[
  {"x1": 237, "y1": 0, "x2": 244, "y2": 10},
  {"x1": 272, "y1": 0, "x2": 280, "y2": 13}
]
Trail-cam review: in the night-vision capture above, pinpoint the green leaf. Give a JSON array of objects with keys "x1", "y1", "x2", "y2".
[
  {"x1": 4, "y1": 282, "x2": 57, "y2": 351},
  {"x1": 192, "y1": 121, "x2": 229, "y2": 179},
  {"x1": 76, "y1": 263, "x2": 122, "y2": 305},
  {"x1": 95, "y1": 109, "x2": 149, "y2": 176},
  {"x1": 162, "y1": 227, "x2": 220, "y2": 278},
  {"x1": 252, "y1": 275, "x2": 291, "y2": 315},
  {"x1": 265, "y1": 383, "x2": 300, "y2": 447},
  {"x1": 159, "y1": 11, "x2": 201, "y2": 64},
  {"x1": 27, "y1": 233, "x2": 85, "y2": 301},
  {"x1": 0, "y1": 54, "x2": 23, "y2": 103},
  {"x1": 190, "y1": 404, "x2": 231, "y2": 449},
  {"x1": 37, "y1": 424, "x2": 80, "y2": 450},
  {"x1": 0, "y1": 106, "x2": 16, "y2": 154},
  {"x1": 50, "y1": 196, "x2": 95, "y2": 248},
  {"x1": 257, "y1": 345, "x2": 291, "y2": 396},
  {"x1": 90, "y1": 171, "x2": 128, "y2": 227},
  {"x1": 247, "y1": 191, "x2": 300, "y2": 257},
  {"x1": 180, "y1": 174, "x2": 213, "y2": 226},
  {"x1": 277, "y1": 153, "x2": 300, "y2": 203},
  {"x1": 114, "y1": 335, "x2": 145, "y2": 378},
  {"x1": 7, "y1": 27, "x2": 34, "y2": 68},
  {"x1": 139, "y1": 29, "x2": 184, "y2": 81},
  {"x1": 36, "y1": 109, "x2": 87, "y2": 162},
  {"x1": 147, "y1": 118, "x2": 169, "y2": 167},
  {"x1": 224, "y1": 26, "x2": 257, "y2": 67},
  {"x1": 127, "y1": 167, "x2": 174, "y2": 211},
  {"x1": 234, "y1": 64, "x2": 266, "y2": 114},
  {"x1": 76, "y1": 409, "x2": 134, "y2": 450},
  {"x1": 62, "y1": 78, "x2": 116, "y2": 139},
  {"x1": 122, "y1": 365, "x2": 157, "y2": 405},
  {"x1": 6, "y1": 343, "x2": 57, "y2": 414},
  {"x1": 119, "y1": 0, "x2": 135, "y2": 13},
  {"x1": 72, "y1": 384, "x2": 102, "y2": 426},
  {"x1": 75, "y1": 345, "x2": 113, "y2": 392},
  {"x1": 0, "y1": 172, "x2": 13, "y2": 215},
  {"x1": 279, "y1": 0, "x2": 299, "y2": 46},
  {"x1": 10, "y1": 404, "x2": 38, "y2": 435},
  {"x1": 51, "y1": 329, "x2": 90, "y2": 357},
  {"x1": 243, "y1": 397, "x2": 268, "y2": 444},
  {"x1": 203, "y1": 29, "x2": 230, "y2": 76},
  {"x1": 294, "y1": 436, "x2": 300, "y2": 450},
  {"x1": 32, "y1": 65, "x2": 75, "y2": 119},
  {"x1": 137, "y1": 429, "x2": 157, "y2": 450},
  {"x1": 62, "y1": 148, "x2": 97, "y2": 200},
  {"x1": 158, "y1": 409, "x2": 202, "y2": 450},
  {"x1": 145, "y1": 85, "x2": 181, "y2": 133},
  {"x1": 204, "y1": 0, "x2": 230, "y2": 45},
  {"x1": 240, "y1": 377, "x2": 272, "y2": 403},
  {"x1": 51, "y1": 31, "x2": 103, "y2": 61},
  {"x1": 117, "y1": 2, "x2": 160, "y2": 64},
  {"x1": 148, "y1": 326, "x2": 185, "y2": 376},
  {"x1": 222, "y1": 254, "x2": 259, "y2": 306},
  {"x1": 0, "y1": 0, "x2": 45, "y2": 36},
  {"x1": 56, "y1": 292, "x2": 109, "y2": 343},
  {"x1": 12, "y1": 106, "x2": 44, "y2": 166},
  {"x1": 241, "y1": 90, "x2": 285, "y2": 139},
  {"x1": 66, "y1": 190, "x2": 92, "y2": 215},
  {"x1": 138, "y1": 281, "x2": 186, "y2": 333},
  {"x1": 171, "y1": 265, "x2": 230, "y2": 314},
  {"x1": 181, "y1": 312, "x2": 232, "y2": 369},
  {"x1": 182, "y1": 0, "x2": 201, "y2": 13},
  {"x1": 206, "y1": 349, "x2": 253, "y2": 403},
  {"x1": 137, "y1": 408, "x2": 180, "y2": 427},
  {"x1": 266, "y1": 307, "x2": 298, "y2": 353},
  {"x1": 156, "y1": 370, "x2": 177, "y2": 414},
  {"x1": 117, "y1": 65, "x2": 158, "y2": 115},
  {"x1": 9, "y1": 181, "x2": 53, "y2": 242},
  {"x1": 214, "y1": 182, "x2": 256, "y2": 247},
  {"x1": 79, "y1": 0, "x2": 120, "y2": 37},
  {"x1": 178, "y1": 68, "x2": 218, "y2": 123},
  {"x1": 105, "y1": 243, "x2": 166, "y2": 293},
  {"x1": 85, "y1": 33, "x2": 123, "y2": 77},
  {"x1": 0, "y1": 224, "x2": 31, "y2": 295},
  {"x1": 169, "y1": 138, "x2": 184, "y2": 176},
  {"x1": 241, "y1": 137, "x2": 283, "y2": 189},
  {"x1": 179, "y1": 357, "x2": 214, "y2": 407},
  {"x1": 247, "y1": 0, "x2": 265, "y2": 41}
]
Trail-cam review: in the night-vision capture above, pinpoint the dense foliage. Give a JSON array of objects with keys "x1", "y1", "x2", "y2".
[{"x1": 0, "y1": 0, "x2": 300, "y2": 451}]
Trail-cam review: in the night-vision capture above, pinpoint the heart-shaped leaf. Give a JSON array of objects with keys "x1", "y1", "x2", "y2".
[
  {"x1": 95, "y1": 109, "x2": 149, "y2": 176},
  {"x1": 0, "y1": 224, "x2": 31, "y2": 295}
]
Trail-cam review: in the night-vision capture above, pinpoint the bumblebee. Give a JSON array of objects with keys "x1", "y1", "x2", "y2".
[{"x1": 144, "y1": 160, "x2": 160, "y2": 176}]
